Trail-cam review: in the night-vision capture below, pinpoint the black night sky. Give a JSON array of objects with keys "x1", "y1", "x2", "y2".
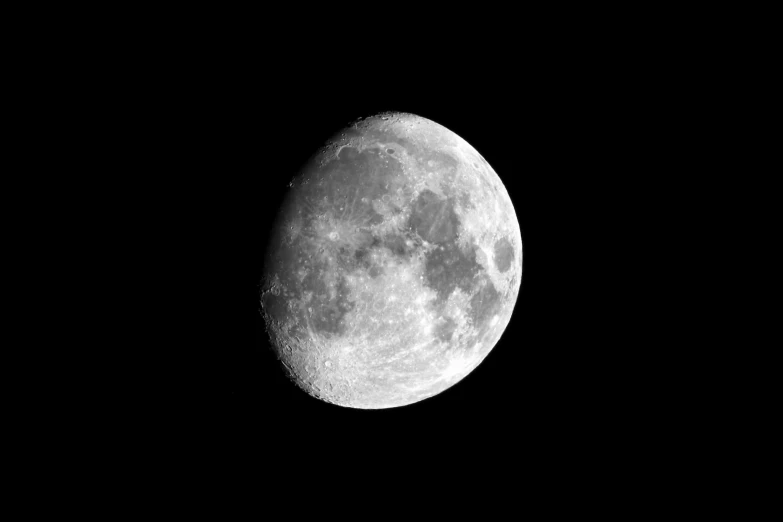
[
  {"x1": 127, "y1": 48, "x2": 671, "y2": 475},
  {"x1": 35, "y1": 5, "x2": 722, "y2": 502}
]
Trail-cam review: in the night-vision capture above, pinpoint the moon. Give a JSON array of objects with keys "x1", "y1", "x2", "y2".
[{"x1": 260, "y1": 112, "x2": 522, "y2": 409}]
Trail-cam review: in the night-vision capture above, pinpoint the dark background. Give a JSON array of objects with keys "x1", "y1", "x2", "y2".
[
  {"x1": 27, "y1": 9, "x2": 733, "y2": 502},
  {"x1": 19, "y1": 7, "x2": 731, "y2": 503},
  {"x1": 113, "y1": 47, "x2": 676, "y2": 473}
]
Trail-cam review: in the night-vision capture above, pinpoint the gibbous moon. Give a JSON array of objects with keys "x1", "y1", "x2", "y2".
[{"x1": 261, "y1": 112, "x2": 522, "y2": 408}]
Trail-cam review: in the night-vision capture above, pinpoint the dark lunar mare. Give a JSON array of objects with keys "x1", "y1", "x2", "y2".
[
  {"x1": 493, "y1": 237, "x2": 514, "y2": 273},
  {"x1": 409, "y1": 189, "x2": 460, "y2": 244},
  {"x1": 405, "y1": 187, "x2": 506, "y2": 346},
  {"x1": 423, "y1": 242, "x2": 481, "y2": 302},
  {"x1": 468, "y1": 278, "x2": 503, "y2": 341},
  {"x1": 407, "y1": 189, "x2": 482, "y2": 304}
]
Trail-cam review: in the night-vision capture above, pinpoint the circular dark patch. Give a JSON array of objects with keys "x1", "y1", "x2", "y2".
[{"x1": 386, "y1": 148, "x2": 395, "y2": 154}]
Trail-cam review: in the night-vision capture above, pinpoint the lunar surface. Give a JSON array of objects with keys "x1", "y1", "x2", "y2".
[{"x1": 260, "y1": 112, "x2": 522, "y2": 409}]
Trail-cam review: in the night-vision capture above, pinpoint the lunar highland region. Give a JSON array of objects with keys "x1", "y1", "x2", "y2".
[{"x1": 261, "y1": 112, "x2": 522, "y2": 409}]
